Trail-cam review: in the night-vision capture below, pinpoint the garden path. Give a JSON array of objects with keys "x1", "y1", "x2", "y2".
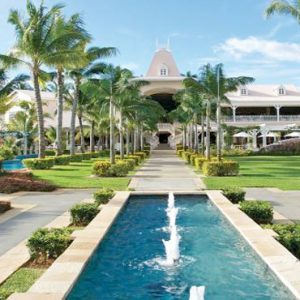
[
  {"x1": 129, "y1": 149, "x2": 205, "y2": 191},
  {"x1": 0, "y1": 189, "x2": 94, "y2": 255}
]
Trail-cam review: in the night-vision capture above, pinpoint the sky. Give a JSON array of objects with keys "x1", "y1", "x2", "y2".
[{"x1": 1, "y1": 0, "x2": 300, "y2": 85}]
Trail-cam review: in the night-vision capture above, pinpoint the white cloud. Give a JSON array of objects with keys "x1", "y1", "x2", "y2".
[
  {"x1": 216, "y1": 36, "x2": 300, "y2": 62},
  {"x1": 120, "y1": 62, "x2": 139, "y2": 71}
]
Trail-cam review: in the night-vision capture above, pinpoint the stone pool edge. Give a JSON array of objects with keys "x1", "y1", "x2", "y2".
[
  {"x1": 207, "y1": 190, "x2": 300, "y2": 300},
  {"x1": 8, "y1": 190, "x2": 300, "y2": 300}
]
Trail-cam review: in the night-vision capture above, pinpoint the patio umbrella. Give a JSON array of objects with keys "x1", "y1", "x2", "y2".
[
  {"x1": 266, "y1": 132, "x2": 279, "y2": 138},
  {"x1": 284, "y1": 132, "x2": 300, "y2": 138},
  {"x1": 233, "y1": 132, "x2": 251, "y2": 138}
]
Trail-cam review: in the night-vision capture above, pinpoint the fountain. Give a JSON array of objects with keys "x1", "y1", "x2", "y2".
[
  {"x1": 189, "y1": 286, "x2": 205, "y2": 300},
  {"x1": 162, "y1": 192, "x2": 180, "y2": 266}
]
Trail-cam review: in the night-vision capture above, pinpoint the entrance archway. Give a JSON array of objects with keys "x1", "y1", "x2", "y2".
[{"x1": 156, "y1": 131, "x2": 171, "y2": 144}]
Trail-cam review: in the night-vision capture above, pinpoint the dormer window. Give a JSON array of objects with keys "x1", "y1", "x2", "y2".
[
  {"x1": 278, "y1": 86, "x2": 286, "y2": 95},
  {"x1": 240, "y1": 87, "x2": 248, "y2": 96},
  {"x1": 159, "y1": 64, "x2": 168, "y2": 76}
]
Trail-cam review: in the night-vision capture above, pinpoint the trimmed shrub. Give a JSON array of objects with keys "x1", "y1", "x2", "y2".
[
  {"x1": 23, "y1": 158, "x2": 55, "y2": 170},
  {"x1": 0, "y1": 146, "x2": 14, "y2": 160},
  {"x1": 143, "y1": 150, "x2": 150, "y2": 157},
  {"x1": 195, "y1": 157, "x2": 207, "y2": 170},
  {"x1": 177, "y1": 149, "x2": 184, "y2": 157},
  {"x1": 0, "y1": 156, "x2": 3, "y2": 169},
  {"x1": 69, "y1": 154, "x2": 83, "y2": 162},
  {"x1": 134, "y1": 152, "x2": 146, "y2": 160},
  {"x1": 122, "y1": 158, "x2": 135, "y2": 170},
  {"x1": 202, "y1": 160, "x2": 239, "y2": 176},
  {"x1": 265, "y1": 224, "x2": 300, "y2": 259},
  {"x1": 44, "y1": 150, "x2": 56, "y2": 156},
  {"x1": 51, "y1": 155, "x2": 71, "y2": 165},
  {"x1": 99, "y1": 150, "x2": 110, "y2": 157},
  {"x1": 93, "y1": 188, "x2": 115, "y2": 205},
  {"x1": 182, "y1": 151, "x2": 193, "y2": 163},
  {"x1": 240, "y1": 201, "x2": 273, "y2": 224},
  {"x1": 82, "y1": 153, "x2": 92, "y2": 160},
  {"x1": 27, "y1": 228, "x2": 72, "y2": 262},
  {"x1": 222, "y1": 187, "x2": 245, "y2": 203},
  {"x1": 0, "y1": 171, "x2": 56, "y2": 194},
  {"x1": 92, "y1": 161, "x2": 111, "y2": 177},
  {"x1": 190, "y1": 154, "x2": 203, "y2": 166},
  {"x1": 126, "y1": 155, "x2": 141, "y2": 165},
  {"x1": 63, "y1": 150, "x2": 70, "y2": 155},
  {"x1": 70, "y1": 203, "x2": 99, "y2": 226},
  {"x1": 176, "y1": 144, "x2": 183, "y2": 150},
  {"x1": 109, "y1": 161, "x2": 129, "y2": 177}
]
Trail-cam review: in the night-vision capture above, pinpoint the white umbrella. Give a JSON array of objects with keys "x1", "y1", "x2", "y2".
[
  {"x1": 233, "y1": 132, "x2": 251, "y2": 138},
  {"x1": 284, "y1": 132, "x2": 300, "y2": 138},
  {"x1": 266, "y1": 132, "x2": 279, "y2": 138}
]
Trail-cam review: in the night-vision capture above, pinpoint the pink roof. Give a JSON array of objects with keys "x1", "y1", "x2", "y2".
[{"x1": 146, "y1": 48, "x2": 180, "y2": 77}]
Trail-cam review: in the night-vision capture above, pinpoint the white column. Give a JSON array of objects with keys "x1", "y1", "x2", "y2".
[
  {"x1": 275, "y1": 105, "x2": 281, "y2": 122},
  {"x1": 232, "y1": 106, "x2": 237, "y2": 122},
  {"x1": 260, "y1": 127, "x2": 269, "y2": 148},
  {"x1": 249, "y1": 129, "x2": 258, "y2": 149}
]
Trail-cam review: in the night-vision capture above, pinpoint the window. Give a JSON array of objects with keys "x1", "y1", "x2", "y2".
[
  {"x1": 278, "y1": 87, "x2": 285, "y2": 95},
  {"x1": 160, "y1": 67, "x2": 168, "y2": 76},
  {"x1": 241, "y1": 88, "x2": 247, "y2": 95}
]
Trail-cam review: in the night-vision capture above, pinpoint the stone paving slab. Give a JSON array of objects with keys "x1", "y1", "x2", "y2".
[
  {"x1": 129, "y1": 150, "x2": 205, "y2": 191},
  {"x1": 245, "y1": 188, "x2": 300, "y2": 222}
]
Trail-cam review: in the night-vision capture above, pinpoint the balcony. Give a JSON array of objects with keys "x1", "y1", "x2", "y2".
[{"x1": 222, "y1": 115, "x2": 300, "y2": 123}]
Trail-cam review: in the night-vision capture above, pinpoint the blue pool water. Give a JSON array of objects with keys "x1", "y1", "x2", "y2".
[
  {"x1": 67, "y1": 195, "x2": 294, "y2": 300},
  {"x1": 2, "y1": 154, "x2": 38, "y2": 171}
]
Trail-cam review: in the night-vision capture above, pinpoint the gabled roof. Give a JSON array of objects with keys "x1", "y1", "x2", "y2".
[
  {"x1": 8, "y1": 89, "x2": 56, "y2": 102},
  {"x1": 145, "y1": 48, "x2": 181, "y2": 77}
]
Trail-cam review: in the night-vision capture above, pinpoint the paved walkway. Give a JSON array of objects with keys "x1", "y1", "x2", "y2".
[
  {"x1": 0, "y1": 189, "x2": 94, "y2": 255},
  {"x1": 129, "y1": 149, "x2": 205, "y2": 191},
  {"x1": 245, "y1": 188, "x2": 300, "y2": 223}
]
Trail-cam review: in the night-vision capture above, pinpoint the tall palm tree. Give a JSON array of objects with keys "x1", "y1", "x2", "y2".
[
  {"x1": 51, "y1": 14, "x2": 91, "y2": 155},
  {"x1": 0, "y1": 1, "x2": 78, "y2": 157},
  {"x1": 68, "y1": 48, "x2": 117, "y2": 155},
  {"x1": 265, "y1": 0, "x2": 300, "y2": 20}
]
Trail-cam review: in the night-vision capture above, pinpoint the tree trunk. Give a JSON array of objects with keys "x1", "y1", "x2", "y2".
[
  {"x1": 126, "y1": 125, "x2": 130, "y2": 155},
  {"x1": 193, "y1": 115, "x2": 198, "y2": 152},
  {"x1": 182, "y1": 127, "x2": 186, "y2": 150},
  {"x1": 216, "y1": 98, "x2": 222, "y2": 161},
  {"x1": 133, "y1": 128, "x2": 138, "y2": 153},
  {"x1": 109, "y1": 96, "x2": 115, "y2": 164},
  {"x1": 119, "y1": 109, "x2": 124, "y2": 159},
  {"x1": 90, "y1": 120, "x2": 95, "y2": 152},
  {"x1": 201, "y1": 113, "x2": 205, "y2": 156},
  {"x1": 56, "y1": 68, "x2": 64, "y2": 155},
  {"x1": 96, "y1": 134, "x2": 101, "y2": 151},
  {"x1": 70, "y1": 76, "x2": 80, "y2": 155},
  {"x1": 206, "y1": 101, "x2": 211, "y2": 160},
  {"x1": 78, "y1": 112, "x2": 85, "y2": 153},
  {"x1": 140, "y1": 126, "x2": 144, "y2": 151},
  {"x1": 32, "y1": 70, "x2": 45, "y2": 158},
  {"x1": 189, "y1": 123, "x2": 193, "y2": 149}
]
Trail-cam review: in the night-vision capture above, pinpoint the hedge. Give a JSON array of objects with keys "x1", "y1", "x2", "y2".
[
  {"x1": 93, "y1": 188, "x2": 115, "y2": 205},
  {"x1": 240, "y1": 201, "x2": 273, "y2": 224},
  {"x1": 70, "y1": 203, "x2": 99, "y2": 226},
  {"x1": 92, "y1": 161, "x2": 111, "y2": 177},
  {"x1": 109, "y1": 161, "x2": 129, "y2": 177},
  {"x1": 134, "y1": 152, "x2": 146, "y2": 160},
  {"x1": 0, "y1": 145, "x2": 14, "y2": 160},
  {"x1": 264, "y1": 224, "x2": 300, "y2": 259},
  {"x1": 27, "y1": 228, "x2": 72, "y2": 262},
  {"x1": 182, "y1": 151, "x2": 193, "y2": 163},
  {"x1": 51, "y1": 155, "x2": 71, "y2": 165},
  {"x1": 44, "y1": 150, "x2": 56, "y2": 156},
  {"x1": 195, "y1": 157, "x2": 207, "y2": 170},
  {"x1": 190, "y1": 154, "x2": 203, "y2": 166},
  {"x1": 222, "y1": 187, "x2": 245, "y2": 203},
  {"x1": 125, "y1": 155, "x2": 141, "y2": 165},
  {"x1": 69, "y1": 154, "x2": 83, "y2": 162},
  {"x1": 202, "y1": 160, "x2": 239, "y2": 176},
  {"x1": 23, "y1": 158, "x2": 55, "y2": 170}
]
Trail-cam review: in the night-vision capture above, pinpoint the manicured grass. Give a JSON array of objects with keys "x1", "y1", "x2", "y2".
[
  {"x1": 0, "y1": 267, "x2": 45, "y2": 300},
  {"x1": 32, "y1": 159, "x2": 131, "y2": 190},
  {"x1": 204, "y1": 156, "x2": 300, "y2": 190}
]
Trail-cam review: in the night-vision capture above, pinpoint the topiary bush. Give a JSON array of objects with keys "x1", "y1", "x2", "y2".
[
  {"x1": 122, "y1": 158, "x2": 136, "y2": 170},
  {"x1": 27, "y1": 228, "x2": 72, "y2": 262},
  {"x1": 126, "y1": 155, "x2": 141, "y2": 165},
  {"x1": 202, "y1": 160, "x2": 239, "y2": 176},
  {"x1": 134, "y1": 152, "x2": 146, "y2": 160},
  {"x1": 195, "y1": 157, "x2": 207, "y2": 170},
  {"x1": 264, "y1": 224, "x2": 300, "y2": 259},
  {"x1": 92, "y1": 161, "x2": 111, "y2": 177},
  {"x1": 182, "y1": 151, "x2": 193, "y2": 163},
  {"x1": 70, "y1": 203, "x2": 99, "y2": 226},
  {"x1": 23, "y1": 158, "x2": 55, "y2": 170},
  {"x1": 190, "y1": 154, "x2": 203, "y2": 166},
  {"x1": 109, "y1": 161, "x2": 129, "y2": 177},
  {"x1": 69, "y1": 154, "x2": 83, "y2": 162},
  {"x1": 51, "y1": 155, "x2": 71, "y2": 165},
  {"x1": 93, "y1": 188, "x2": 115, "y2": 205},
  {"x1": 222, "y1": 187, "x2": 245, "y2": 203},
  {"x1": 240, "y1": 201, "x2": 273, "y2": 224},
  {"x1": 44, "y1": 150, "x2": 56, "y2": 156}
]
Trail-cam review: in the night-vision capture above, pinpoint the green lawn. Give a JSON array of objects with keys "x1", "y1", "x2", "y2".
[
  {"x1": 204, "y1": 156, "x2": 300, "y2": 190},
  {"x1": 33, "y1": 159, "x2": 131, "y2": 190},
  {"x1": 0, "y1": 267, "x2": 45, "y2": 300}
]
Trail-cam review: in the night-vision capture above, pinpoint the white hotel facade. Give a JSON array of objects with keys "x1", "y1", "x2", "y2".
[{"x1": 3, "y1": 47, "x2": 300, "y2": 149}]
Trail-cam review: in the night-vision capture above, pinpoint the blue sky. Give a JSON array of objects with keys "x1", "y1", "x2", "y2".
[{"x1": 1, "y1": 0, "x2": 300, "y2": 85}]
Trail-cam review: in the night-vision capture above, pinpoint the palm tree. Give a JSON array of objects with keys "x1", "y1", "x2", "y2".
[
  {"x1": 68, "y1": 48, "x2": 117, "y2": 156},
  {"x1": 265, "y1": 0, "x2": 300, "y2": 20},
  {"x1": 51, "y1": 14, "x2": 91, "y2": 155},
  {"x1": 0, "y1": 69, "x2": 29, "y2": 115},
  {"x1": 0, "y1": 1, "x2": 78, "y2": 157}
]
